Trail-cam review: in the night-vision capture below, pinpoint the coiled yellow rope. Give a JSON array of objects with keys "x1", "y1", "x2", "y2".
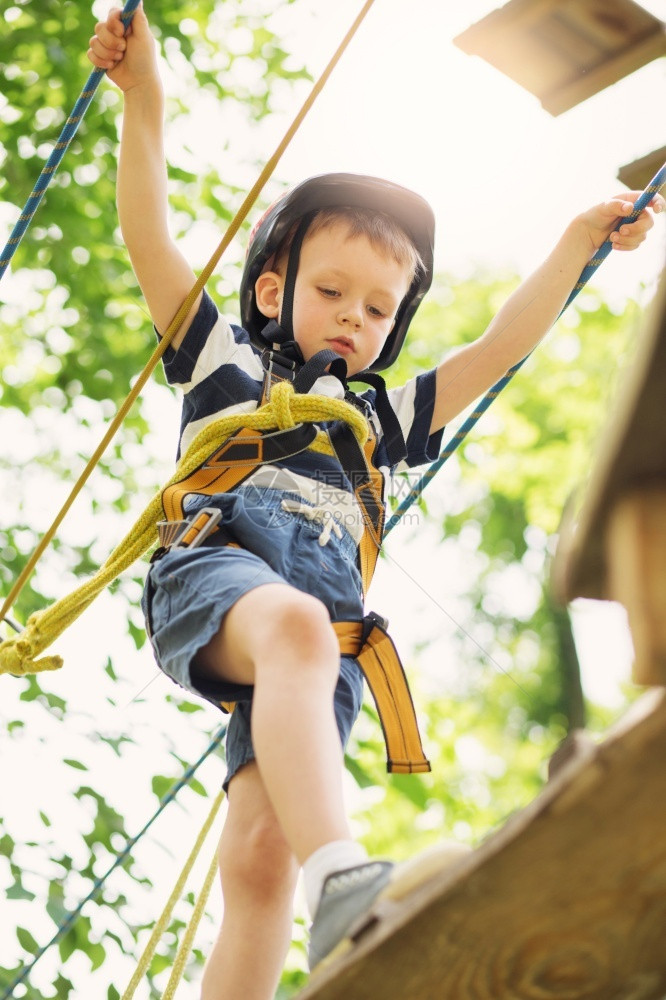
[{"x1": 0, "y1": 382, "x2": 367, "y2": 678}]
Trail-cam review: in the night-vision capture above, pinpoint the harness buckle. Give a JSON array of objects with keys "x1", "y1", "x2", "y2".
[
  {"x1": 362, "y1": 610, "x2": 389, "y2": 644},
  {"x1": 158, "y1": 507, "x2": 223, "y2": 551},
  {"x1": 262, "y1": 349, "x2": 297, "y2": 400}
]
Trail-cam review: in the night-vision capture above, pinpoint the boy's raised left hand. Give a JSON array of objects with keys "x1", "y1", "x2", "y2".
[{"x1": 576, "y1": 190, "x2": 664, "y2": 254}]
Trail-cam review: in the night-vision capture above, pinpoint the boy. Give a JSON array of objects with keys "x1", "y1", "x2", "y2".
[{"x1": 88, "y1": 7, "x2": 661, "y2": 999}]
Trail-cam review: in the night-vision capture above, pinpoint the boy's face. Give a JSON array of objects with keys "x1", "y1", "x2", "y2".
[{"x1": 256, "y1": 220, "x2": 412, "y2": 376}]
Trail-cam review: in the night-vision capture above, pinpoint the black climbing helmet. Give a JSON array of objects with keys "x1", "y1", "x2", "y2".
[{"x1": 239, "y1": 173, "x2": 435, "y2": 372}]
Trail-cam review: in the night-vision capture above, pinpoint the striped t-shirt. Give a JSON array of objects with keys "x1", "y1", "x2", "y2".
[{"x1": 162, "y1": 292, "x2": 443, "y2": 542}]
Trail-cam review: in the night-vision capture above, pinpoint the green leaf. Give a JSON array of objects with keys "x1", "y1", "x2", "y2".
[
  {"x1": 59, "y1": 930, "x2": 77, "y2": 964},
  {"x1": 151, "y1": 774, "x2": 173, "y2": 801},
  {"x1": 127, "y1": 618, "x2": 146, "y2": 650},
  {"x1": 173, "y1": 698, "x2": 204, "y2": 714},
  {"x1": 63, "y1": 758, "x2": 88, "y2": 771},
  {"x1": 344, "y1": 755, "x2": 376, "y2": 789},
  {"x1": 0, "y1": 833, "x2": 15, "y2": 856},
  {"x1": 104, "y1": 656, "x2": 118, "y2": 681},
  {"x1": 88, "y1": 941, "x2": 106, "y2": 971},
  {"x1": 188, "y1": 777, "x2": 207, "y2": 797},
  {"x1": 16, "y1": 926, "x2": 39, "y2": 954},
  {"x1": 6, "y1": 882, "x2": 35, "y2": 902}
]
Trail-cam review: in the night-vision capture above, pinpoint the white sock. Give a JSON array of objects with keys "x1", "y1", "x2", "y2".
[{"x1": 303, "y1": 840, "x2": 368, "y2": 918}]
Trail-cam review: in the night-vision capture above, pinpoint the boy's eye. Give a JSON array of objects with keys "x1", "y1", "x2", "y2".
[
  {"x1": 318, "y1": 287, "x2": 339, "y2": 298},
  {"x1": 368, "y1": 305, "x2": 386, "y2": 318}
]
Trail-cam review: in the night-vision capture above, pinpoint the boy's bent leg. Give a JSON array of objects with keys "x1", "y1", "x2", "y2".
[
  {"x1": 196, "y1": 583, "x2": 353, "y2": 862},
  {"x1": 202, "y1": 761, "x2": 299, "y2": 1000}
]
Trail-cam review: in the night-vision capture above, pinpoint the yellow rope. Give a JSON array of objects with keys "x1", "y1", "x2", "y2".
[
  {"x1": 121, "y1": 789, "x2": 225, "y2": 1000},
  {"x1": 0, "y1": 0, "x2": 377, "y2": 626},
  {"x1": 161, "y1": 843, "x2": 220, "y2": 999},
  {"x1": 0, "y1": 383, "x2": 367, "y2": 677}
]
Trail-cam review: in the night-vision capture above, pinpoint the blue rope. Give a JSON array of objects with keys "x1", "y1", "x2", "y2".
[
  {"x1": 0, "y1": 725, "x2": 226, "y2": 1000},
  {"x1": 0, "y1": 0, "x2": 141, "y2": 282},
  {"x1": 385, "y1": 162, "x2": 666, "y2": 535}
]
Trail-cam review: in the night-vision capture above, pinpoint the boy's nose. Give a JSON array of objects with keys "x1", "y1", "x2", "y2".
[{"x1": 338, "y1": 302, "x2": 363, "y2": 329}]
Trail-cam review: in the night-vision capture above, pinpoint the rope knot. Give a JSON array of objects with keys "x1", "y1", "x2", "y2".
[
  {"x1": 270, "y1": 380, "x2": 298, "y2": 430},
  {"x1": 0, "y1": 616, "x2": 63, "y2": 676}
]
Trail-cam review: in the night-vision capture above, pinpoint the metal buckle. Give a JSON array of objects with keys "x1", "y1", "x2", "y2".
[
  {"x1": 157, "y1": 508, "x2": 222, "y2": 551},
  {"x1": 367, "y1": 610, "x2": 389, "y2": 632},
  {"x1": 262, "y1": 349, "x2": 296, "y2": 401},
  {"x1": 173, "y1": 507, "x2": 222, "y2": 549},
  {"x1": 156, "y1": 519, "x2": 189, "y2": 548}
]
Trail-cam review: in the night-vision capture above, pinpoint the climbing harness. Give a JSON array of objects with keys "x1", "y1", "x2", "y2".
[{"x1": 151, "y1": 350, "x2": 431, "y2": 774}]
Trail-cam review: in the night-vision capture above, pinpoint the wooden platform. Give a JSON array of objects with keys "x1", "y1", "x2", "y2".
[
  {"x1": 552, "y1": 270, "x2": 666, "y2": 685},
  {"x1": 454, "y1": 0, "x2": 666, "y2": 116},
  {"x1": 296, "y1": 251, "x2": 666, "y2": 1000},
  {"x1": 298, "y1": 690, "x2": 666, "y2": 999},
  {"x1": 618, "y1": 147, "x2": 666, "y2": 192}
]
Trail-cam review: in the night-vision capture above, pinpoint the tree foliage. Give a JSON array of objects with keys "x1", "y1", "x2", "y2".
[
  {"x1": 0, "y1": 3, "x2": 649, "y2": 996},
  {"x1": 1, "y1": 1, "x2": 308, "y2": 996}
]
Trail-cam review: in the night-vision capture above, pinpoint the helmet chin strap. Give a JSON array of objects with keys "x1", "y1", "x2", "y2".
[
  {"x1": 259, "y1": 211, "x2": 316, "y2": 351},
  {"x1": 279, "y1": 210, "x2": 316, "y2": 341}
]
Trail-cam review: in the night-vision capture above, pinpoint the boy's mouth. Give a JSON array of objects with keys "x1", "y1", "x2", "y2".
[{"x1": 327, "y1": 336, "x2": 355, "y2": 355}]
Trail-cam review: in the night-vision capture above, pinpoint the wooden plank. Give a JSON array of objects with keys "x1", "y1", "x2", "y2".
[
  {"x1": 531, "y1": 14, "x2": 604, "y2": 69},
  {"x1": 298, "y1": 691, "x2": 666, "y2": 1000},
  {"x1": 619, "y1": 147, "x2": 666, "y2": 192},
  {"x1": 542, "y1": 32, "x2": 666, "y2": 115},
  {"x1": 607, "y1": 490, "x2": 666, "y2": 686},
  {"x1": 454, "y1": 0, "x2": 666, "y2": 115},
  {"x1": 565, "y1": 0, "x2": 659, "y2": 50},
  {"x1": 552, "y1": 270, "x2": 666, "y2": 603},
  {"x1": 473, "y1": 33, "x2": 574, "y2": 97}
]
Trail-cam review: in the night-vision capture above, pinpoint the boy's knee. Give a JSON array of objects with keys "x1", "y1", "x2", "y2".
[
  {"x1": 220, "y1": 809, "x2": 297, "y2": 902},
  {"x1": 257, "y1": 590, "x2": 338, "y2": 666}
]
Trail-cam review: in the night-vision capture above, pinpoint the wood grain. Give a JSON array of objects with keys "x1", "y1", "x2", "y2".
[{"x1": 298, "y1": 692, "x2": 666, "y2": 1000}]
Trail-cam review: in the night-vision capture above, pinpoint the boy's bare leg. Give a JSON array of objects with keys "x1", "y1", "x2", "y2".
[
  {"x1": 197, "y1": 583, "x2": 354, "y2": 861},
  {"x1": 201, "y1": 762, "x2": 299, "y2": 1000}
]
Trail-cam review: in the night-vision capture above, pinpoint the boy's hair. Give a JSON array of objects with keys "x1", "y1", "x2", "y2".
[{"x1": 272, "y1": 206, "x2": 424, "y2": 285}]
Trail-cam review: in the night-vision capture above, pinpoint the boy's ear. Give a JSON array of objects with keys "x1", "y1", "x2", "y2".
[{"x1": 254, "y1": 271, "x2": 283, "y2": 319}]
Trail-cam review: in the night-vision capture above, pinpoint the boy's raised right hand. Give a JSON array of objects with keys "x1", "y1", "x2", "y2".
[{"x1": 87, "y1": 5, "x2": 160, "y2": 94}]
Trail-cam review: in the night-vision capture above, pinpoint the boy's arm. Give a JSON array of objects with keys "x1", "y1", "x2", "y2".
[
  {"x1": 429, "y1": 194, "x2": 664, "y2": 434},
  {"x1": 88, "y1": 7, "x2": 201, "y2": 347}
]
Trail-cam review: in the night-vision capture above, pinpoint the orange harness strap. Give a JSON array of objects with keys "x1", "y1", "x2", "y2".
[
  {"x1": 162, "y1": 423, "x2": 318, "y2": 522},
  {"x1": 333, "y1": 618, "x2": 430, "y2": 775}
]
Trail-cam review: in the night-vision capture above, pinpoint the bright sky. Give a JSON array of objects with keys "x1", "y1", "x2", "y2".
[
  {"x1": 175, "y1": 0, "x2": 666, "y2": 301},
  {"x1": 2, "y1": 0, "x2": 665, "y2": 994},
  {"x1": 252, "y1": 0, "x2": 666, "y2": 706}
]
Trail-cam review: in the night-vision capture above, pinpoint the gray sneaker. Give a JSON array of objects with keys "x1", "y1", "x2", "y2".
[{"x1": 308, "y1": 860, "x2": 394, "y2": 970}]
